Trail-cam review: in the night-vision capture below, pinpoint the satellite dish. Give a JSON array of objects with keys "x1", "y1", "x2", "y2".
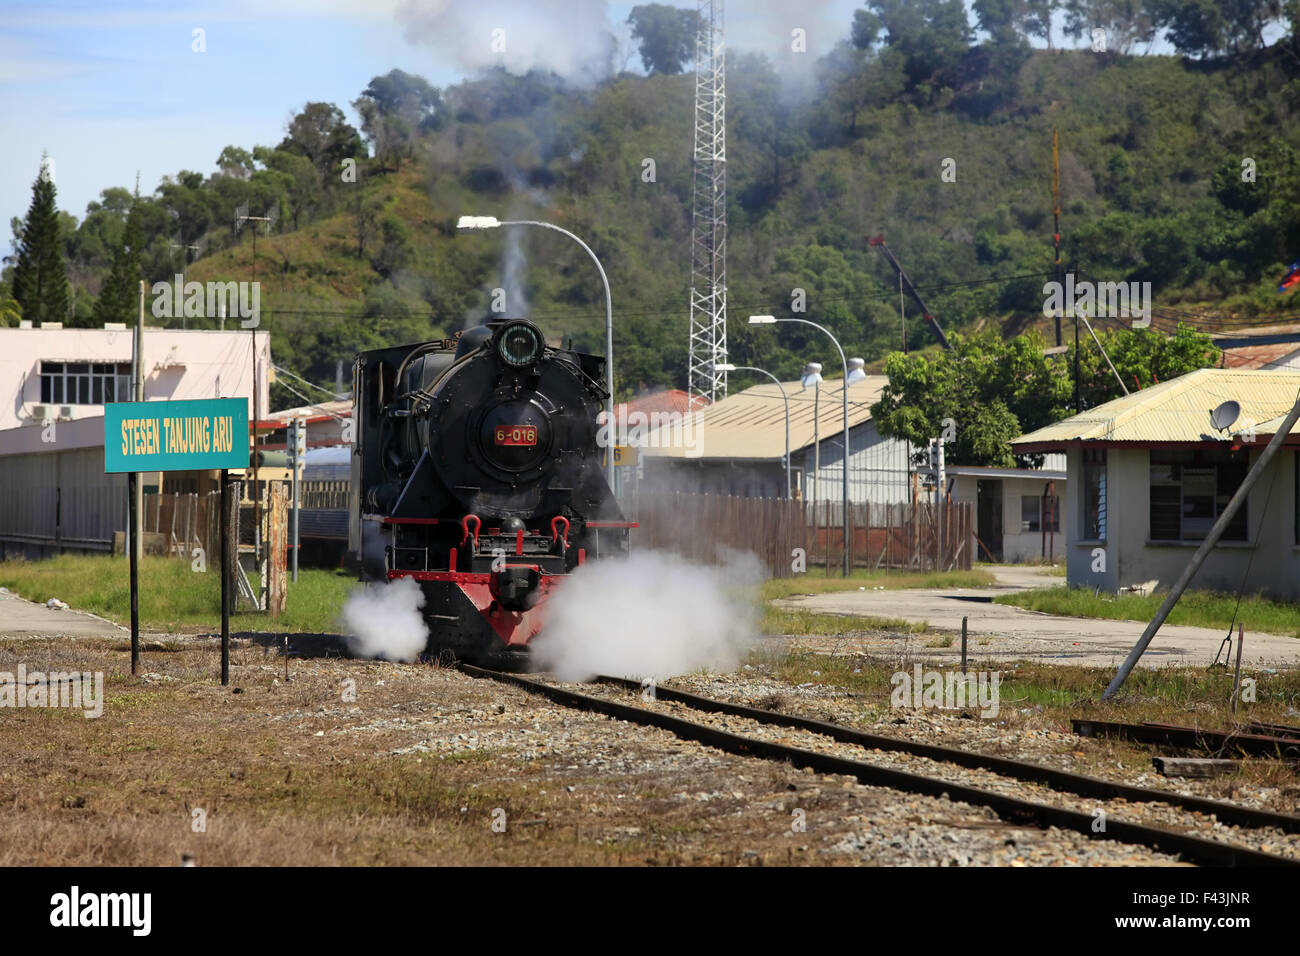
[{"x1": 1210, "y1": 400, "x2": 1241, "y2": 432}]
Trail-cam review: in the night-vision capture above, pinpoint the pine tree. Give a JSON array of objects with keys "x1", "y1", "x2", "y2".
[
  {"x1": 93, "y1": 187, "x2": 146, "y2": 327},
  {"x1": 11, "y1": 154, "x2": 70, "y2": 325}
]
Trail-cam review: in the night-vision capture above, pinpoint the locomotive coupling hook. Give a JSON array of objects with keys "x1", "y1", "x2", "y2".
[
  {"x1": 550, "y1": 515, "x2": 570, "y2": 548},
  {"x1": 460, "y1": 514, "x2": 482, "y2": 547}
]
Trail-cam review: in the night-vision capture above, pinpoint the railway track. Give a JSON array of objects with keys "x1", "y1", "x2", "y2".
[{"x1": 460, "y1": 664, "x2": 1300, "y2": 867}]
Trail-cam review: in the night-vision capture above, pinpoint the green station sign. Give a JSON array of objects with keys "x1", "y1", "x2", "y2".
[{"x1": 104, "y1": 398, "x2": 249, "y2": 473}]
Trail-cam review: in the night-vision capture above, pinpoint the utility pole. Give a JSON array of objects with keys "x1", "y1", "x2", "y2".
[
  {"x1": 166, "y1": 236, "x2": 203, "y2": 329},
  {"x1": 1073, "y1": 266, "x2": 1081, "y2": 415},
  {"x1": 236, "y1": 205, "x2": 276, "y2": 610},
  {"x1": 1053, "y1": 128, "x2": 1063, "y2": 349},
  {"x1": 290, "y1": 417, "x2": 304, "y2": 583},
  {"x1": 900, "y1": 270, "x2": 906, "y2": 354}
]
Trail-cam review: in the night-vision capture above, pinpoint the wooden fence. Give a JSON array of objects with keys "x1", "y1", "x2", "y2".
[
  {"x1": 140, "y1": 491, "x2": 223, "y2": 560},
  {"x1": 626, "y1": 492, "x2": 971, "y2": 577},
  {"x1": 141, "y1": 487, "x2": 289, "y2": 615}
]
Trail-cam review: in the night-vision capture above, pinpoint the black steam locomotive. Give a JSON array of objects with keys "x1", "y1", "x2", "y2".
[{"x1": 348, "y1": 318, "x2": 633, "y2": 664}]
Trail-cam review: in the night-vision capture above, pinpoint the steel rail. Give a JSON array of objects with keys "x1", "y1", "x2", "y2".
[
  {"x1": 589, "y1": 675, "x2": 1300, "y2": 836},
  {"x1": 1074, "y1": 719, "x2": 1300, "y2": 759},
  {"x1": 459, "y1": 665, "x2": 1298, "y2": 867}
]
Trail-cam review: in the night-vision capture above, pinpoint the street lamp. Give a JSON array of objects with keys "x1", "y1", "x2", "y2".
[
  {"x1": 457, "y1": 215, "x2": 616, "y2": 488},
  {"x1": 715, "y1": 363, "x2": 791, "y2": 498},
  {"x1": 750, "y1": 314, "x2": 863, "y2": 577}
]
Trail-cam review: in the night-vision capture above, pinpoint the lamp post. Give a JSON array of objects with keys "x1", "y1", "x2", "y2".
[
  {"x1": 716, "y1": 363, "x2": 791, "y2": 498},
  {"x1": 458, "y1": 215, "x2": 616, "y2": 488},
  {"x1": 751, "y1": 315, "x2": 867, "y2": 576}
]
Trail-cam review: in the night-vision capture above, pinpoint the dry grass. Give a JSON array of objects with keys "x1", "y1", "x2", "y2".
[{"x1": 0, "y1": 633, "x2": 864, "y2": 866}]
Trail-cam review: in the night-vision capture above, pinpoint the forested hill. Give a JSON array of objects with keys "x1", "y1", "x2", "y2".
[{"x1": 6, "y1": 2, "x2": 1300, "y2": 405}]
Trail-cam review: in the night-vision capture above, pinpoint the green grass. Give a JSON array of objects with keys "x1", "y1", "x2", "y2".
[
  {"x1": 761, "y1": 567, "x2": 994, "y2": 602},
  {"x1": 995, "y1": 585, "x2": 1300, "y2": 638},
  {"x1": 0, "y1": 554, "x2": 356, "y2": 633},
  {"x1": 762, "y1": 606, "x2": 927, "y2": 636},
  {"x1": 760, "y1": 648, "x2": 1300, "y2": 721}
]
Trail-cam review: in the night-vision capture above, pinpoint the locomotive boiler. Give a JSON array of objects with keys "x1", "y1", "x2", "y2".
[{"x1": 348, "y1": 318, "x2": 633, "y2": 665}]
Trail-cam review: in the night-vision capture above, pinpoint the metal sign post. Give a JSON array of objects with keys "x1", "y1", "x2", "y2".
[
  {"x1": 127, "y1": 471, "x2": 139, "y2": 675},
  {"x1": 105, "y1": 397, "x2": 250, "y2": 685}
]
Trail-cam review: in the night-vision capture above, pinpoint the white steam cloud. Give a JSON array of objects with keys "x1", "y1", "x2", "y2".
[
  {"x1": 340, "y1": 576, "x2": 430, "y2": 663},
  {"x1": 532, "y1": 550, "x2": 763, "y2": 682},
  {"x1": 395, "y1": 0, "x2": 615, "y2": 78}
]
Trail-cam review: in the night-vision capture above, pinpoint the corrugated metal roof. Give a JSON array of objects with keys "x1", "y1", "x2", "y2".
[
  {"x1": 614, "y1": 389, "x2": 699, "y2": 425},
  {"x1": 948, "y1": 465, "x2": 1067, "y2": 481},
  {"x1": 1012, "y1": 368, "x2": 1300, "y2": 448},
  {"x1": 640, "y1": 376, "x2": 888, "y2": 460},
  {"x1": 1218, "y1": 341, "x2": 1300, "y2": 370}
]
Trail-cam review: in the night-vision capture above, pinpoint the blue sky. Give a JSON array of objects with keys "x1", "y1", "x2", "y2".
[{"x1": 1, "y1": 0, "x2": 1173, "y2": 259}]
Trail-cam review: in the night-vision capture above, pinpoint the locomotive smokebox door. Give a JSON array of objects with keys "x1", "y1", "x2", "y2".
[{"x1": 489, "y1": 566, "x2": 543, "y2": 611}]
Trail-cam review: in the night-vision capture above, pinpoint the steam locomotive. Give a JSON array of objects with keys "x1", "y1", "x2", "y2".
[{"x1": 348, "y1": 318, "x2": 633, "y2": 665}]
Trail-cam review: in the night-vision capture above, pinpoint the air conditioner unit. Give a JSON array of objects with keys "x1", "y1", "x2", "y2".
[
  {"x1": 30, "y1": 404, "x2": 52, "y2": 423},
  {"x1": 59, "y1": 405, "x2": 74, "y2": 420}
]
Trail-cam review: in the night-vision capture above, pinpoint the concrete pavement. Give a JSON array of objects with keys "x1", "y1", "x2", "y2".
[
  {"x1": 781, "y1": 566, "x2": 1300, "y2": 668},
  {"x1": 0, "y1": 587, "x2": 128, "y2": 640}
]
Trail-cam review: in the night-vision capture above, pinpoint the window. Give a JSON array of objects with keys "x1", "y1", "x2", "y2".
[
  {"x1": 1082, "y1": 448, "x2": 1107, "y2": 540},
  {"x1": 1021, "y1": 495, "x2": 1040, "y2": 532},
  {"x1": 39, "y1": 361, "x2": 131, "y2": 405},
  {"x1": 1021, "y1": 495, "x2": 1062, "y2": 533},
  {"x1": 1149, "y1": 449, "x2": 1248, "y2": 543}
]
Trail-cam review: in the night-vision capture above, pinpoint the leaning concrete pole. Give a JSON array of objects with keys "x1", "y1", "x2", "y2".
[{"x1": 1102, "y1": 388, "x2": 1300, "y2": 700}]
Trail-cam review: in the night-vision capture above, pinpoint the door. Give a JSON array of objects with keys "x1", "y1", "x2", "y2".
[{"x1": 977, "y1": 479, "x2": 1003, "y2": 562}]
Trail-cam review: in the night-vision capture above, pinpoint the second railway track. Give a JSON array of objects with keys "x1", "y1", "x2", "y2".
[{"x1": 461, "y1": 664, "x2": 1300, "y2": 867}]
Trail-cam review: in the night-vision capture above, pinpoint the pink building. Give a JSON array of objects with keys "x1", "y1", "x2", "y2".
[{"x1": 0, "y1": 322, "x2": 270, "y2": 556}]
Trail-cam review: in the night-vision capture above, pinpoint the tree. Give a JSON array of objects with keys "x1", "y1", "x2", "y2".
[
  {"x1": 278, "y1": 102, "x2": 364, "y2": 178},
  {"x1": 1063, "y1": 0, "x2": 1156, "y2": 54},
  {"x1": 872, "y1": 330, "x2": 1071, "y2": 467},
  {"x1": 864, "y1": 0, "x2": 972, "y2": 93},
  {"x1": 873, "y1": 327, "x2": 1222, "y2": 467},
  {"x1": 1076, "y1": 323, "x2": 1221, "y2": 407},
  {"x1": 851, "y1": 8, "x2": 881, "y2": 49},
  {"x1": 627, "y1": 4, "x2": 699, "y2": 75},
  {"x1": 11, "y1": 155, "x2": 70, "y2": 326},
  {"x1": 973, "y1": 0, "x2": 1060, "y2": 48},
  {"x1": 353, "y1": 70, "x2": 444, "y2": 171},
  {"x1": 1147, "y1": 0, "x2": 1286, "y2": 58},
  {"x1": 215, "y1": 146, "x2": 255, "y2": 180},
  {"x1": 92, "y1": 189, "x2": 146, "y2": 328},
  {"x1": 0, "y1": 286, "x2": 21, "y2": 326}
]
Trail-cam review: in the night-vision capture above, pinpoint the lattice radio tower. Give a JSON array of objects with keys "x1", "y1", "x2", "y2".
[{"x1": 688, "y1": 0, "x2": 727, "y2": 408}]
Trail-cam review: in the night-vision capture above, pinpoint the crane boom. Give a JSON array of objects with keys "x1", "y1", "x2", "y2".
[{"x1": 868, "y1": 235, "x2": 952, "y2": 351}]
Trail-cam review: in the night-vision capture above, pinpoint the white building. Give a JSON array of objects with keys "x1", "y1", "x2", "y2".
[
  {"x1": 948, "y1": 463, "x2": 1067, "y2": 563},
  {"x1": 0, "y1": 323, "x2": 269, "y2": 557},
  {"x1": 0, "y1": 322, "x2": 268, "y2": 431},
  {"x1": 1013, "y1": 368, "x2": 1300, "y2": 599},
  {"x1": 637, "y1": 376, "x2": 915, "y2": 504}
]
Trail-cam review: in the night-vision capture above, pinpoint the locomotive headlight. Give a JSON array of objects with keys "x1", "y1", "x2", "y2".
[{"x1": 497, "y1": 322, "x2": 543, "y2": 367}]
